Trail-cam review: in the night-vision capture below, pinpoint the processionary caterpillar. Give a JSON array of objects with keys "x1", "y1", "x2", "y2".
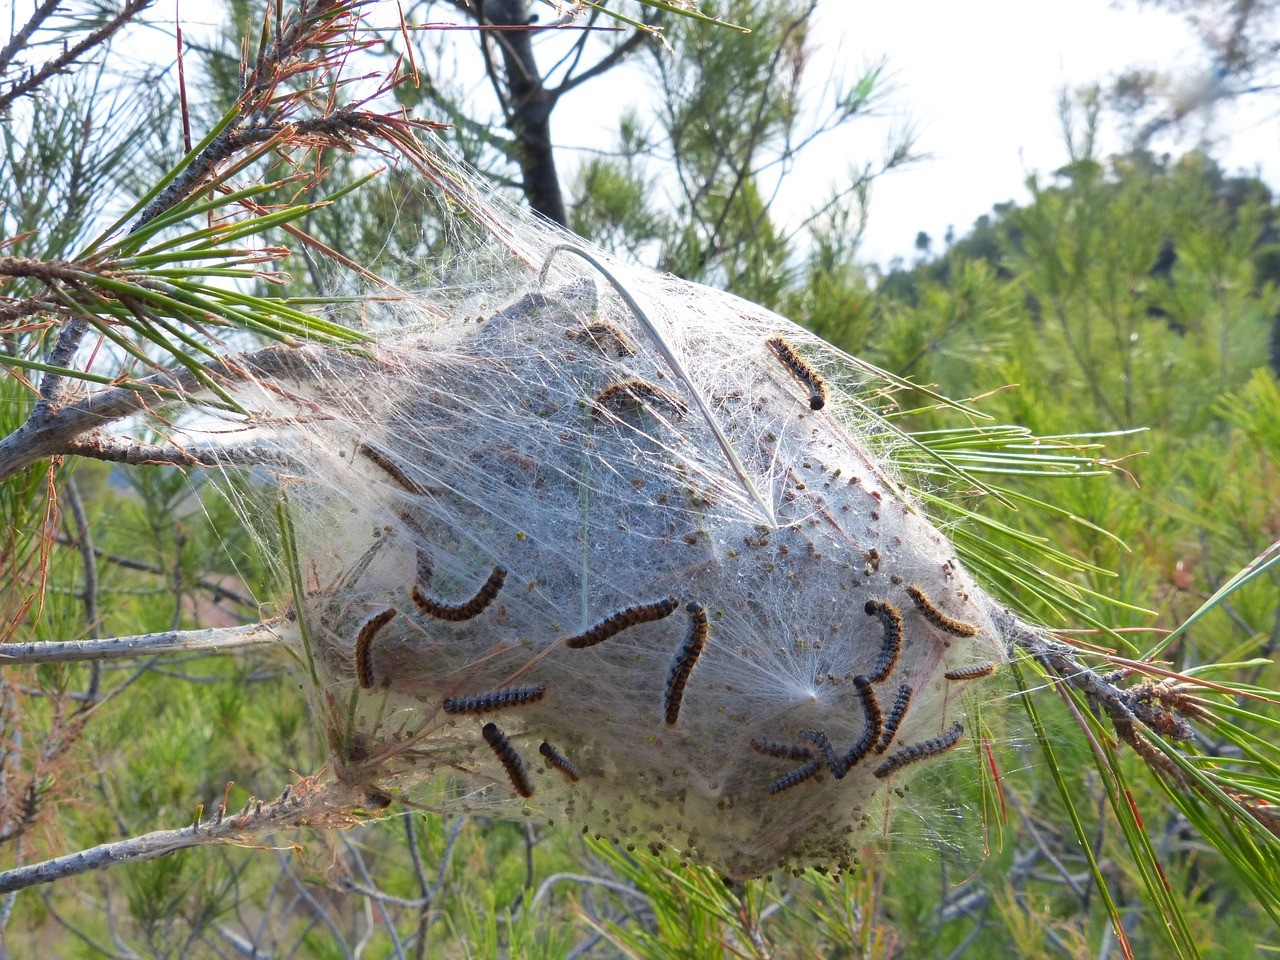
[
  {"x1": 539, "y1": 741, "x2": 581, "y2": 782},
  {"x1": 840, "y1": 676, "x2": 882, "y2": 770},
  {"x1": 873, "y1": 721, "x2": 964, "y2": 779},
  {"x1": 412, "y1": 566, "x2": 507, "y2": 622},
  {"x1": 944, "y1": 662, "x2": 997, "y2": 681},
  {"x1": 354, "y1": 608, "x2": 397, "y2": 689},
  {"x1": 358, "y1": 443, "x2": 426, "y2": 495},
  {"x1": 766, "y1": 758, "x2": 823, "y2": 795},
  {"x1": 564, "y1": 597, "x2": 680, "y2": 649},
  {"x1": 905, "y1": 585, "x2": 980, "y2": 638},
  {"x1": 798, "y1": 730, "x2": 844, "y2": 778},
  {"x1": 875, "y1": 684, "x2": 912, "y2": 754},
  {"x1": 750, "y1": 738, "x2": 816, "y2": 762},
  {"x1": 593, "y1": 379, "x2": 689, "y2": 419},
  {"x1": 482, "y1": 722, "x2": 533, "y2": 798},
  {"x1": 566, "y1": 321, "x2": 635, "y2": 358},
  {"x1": 766, "y1": 337, "x2": 826, "y2": 411},
  {"x1": 443, "y1": 684, "x2": 547, "y2": 714},
  {"x1": 864, "y1": 600, "x2": 903, "y2": 682},
  {"x1": 663, "y1": 602, "x2": 708, "y2": 726}
]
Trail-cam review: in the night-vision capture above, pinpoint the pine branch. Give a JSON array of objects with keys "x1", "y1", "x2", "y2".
[
  {"x1": 0, "y1": 342, "x2": 344, "y2": 484},
  {"x1": 0, "y1": 0, "x2": 61, "y2": 78},
  {"x1": 0, "y1": 775, "x2": 360, "y2": 895},
  {"x1": 550, "y1": 28, "x2": 651, "y2": 100},
  {"x1": 0, "y1": 620, "x2": 281, "y2": 666},
  {"x1": 64, "y1": 434, "x2": 298, "y2": 470},
  {"x1": 0, "y1": 0, "x2": 153, "y2": 113}
]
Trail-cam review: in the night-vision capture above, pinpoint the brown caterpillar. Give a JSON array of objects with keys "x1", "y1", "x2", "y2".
[
  {"x1": 564, "y1": 597, "x2": 680, "y2": 649},
  {"x1": 358, "y1": 443, "x2": 425, "y2": 495},
  {"x1": 798, "y1": 730, "x2": 844, "y2": 778},
  {"x1": 412, "y1": 566, "x2": 507, "y2": 622},
  {"x1": 354, "y1": 608, "x2": 397, "y2": 689},
  {"x1": 905, "y1": 585, "x2": 980, "y2": 637},
  {"x1": 864, "y1": 600, "x2": 903, "y2": 682},
  {"x1": 663, "y1": 602, "x2": 708, "y2": 726},
  {"x1": 539, "y1": 741, "x2": 581, "y2": 783},
  {"x1": 766, "y1": 337, "x2": 826, "y2": 411},
  {"x1": 944, "y1": 662, "x2": 997, "y2": 681},
  {"x1": 750, "y1": 738, "x2": 815, "y2": 762},
  {"x1": 840, "y1": 676, "x2": 882, "y2": 771},
  {"x1": 873, "y1": 721, "x2": 964, "y2": 779},
  {"x1": 481, "y1": 722, "x2": 533, "y2": 798},
  {"x1": 875, "y1": 684, "x2": 912, "y2": 754},
  {"x1": 593, "y1": 379, "x2": 689, "y2": 419},
  {"x1": 566, "y1": 321, "x2": 634, "y2": 358},
  {"x1": 766, "y1": 758, "x2": 823, "y2": 795},
  {"x1": 443, "y1": 684, "x2": 546, "y2": 715}
]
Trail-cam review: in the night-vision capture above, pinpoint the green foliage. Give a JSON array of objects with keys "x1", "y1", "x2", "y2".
[{"x1": 825, "y1": 131, "x2": 1280, "y2": 954}]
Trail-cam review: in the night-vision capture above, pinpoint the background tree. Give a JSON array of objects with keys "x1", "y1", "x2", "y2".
[{"x1": 1106, "y1": 0, "x2": 1280, "y2": 153}]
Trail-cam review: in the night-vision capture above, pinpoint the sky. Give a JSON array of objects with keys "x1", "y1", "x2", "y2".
[
  {"x1": 549, "y1": 0, "x2": 1278, "y2": 266},
  {"x1": 95, "y1": 0, "x2": 1280, "y2": 267}
]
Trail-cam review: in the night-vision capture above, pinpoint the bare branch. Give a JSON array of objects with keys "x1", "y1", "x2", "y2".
[
  {"x1": 0, "y1": 620, "x2": 282, "y2": 666},
  {"x1": 0, "y1": 776, "x2": 358, "y2": 895},
  {"x1": 550, "y1": 29, "x2": 650, "y2": 101},
  {"x1": 0, "y1": 0, "x2": 154, "y2": 113},
  {"x1": 64, "y1": 434, "x2": 297, "y2": 471},
  {"x1": 60, "y1": 478, "x2": 101, "y2": 704},
  {"x1": 0, "y1": 0, "x2": 61, "y2": 78},
  {"x1": 0, "y1": 342, "x2": 342, "y2": 484},
  {"x1": 478, "y1": 0, "x2": 566, "y2": 224}
]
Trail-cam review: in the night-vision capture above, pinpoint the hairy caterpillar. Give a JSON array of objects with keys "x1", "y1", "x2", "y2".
[
  {"x1": 411, "y1": 566, "x2": 507, "y2": 622},
  {"x1": 798, "y1": 729, "x2": 843, "y2": 777},
  {"x1": 564, "y1": 597, "x2": 680, "y2": 649},
  {"x1": 353, "y1": 608, "x2": 397, "y2": 689},
  {"x1": 905, "y1": 585, "x2": 980, "y2": 638},
  {"x1": 482, "y1": 722, "x2": 533, "y2": 798},
  {"x1": 443, "y1": 684, "x2": 547, "y2": 714},
  {"x1": 873, "y1": 721, "x2": 964, "y2": 779},
  {"x1": 750, "y1": 738, "x2": 816, "y2": 762},
  {"x1": 875, "y1": 685, "x2": 912, "y2": 754},
  {"x1": 864, "y1": 600, "x2": 903, "y2": 682},
  {"x1": 841, "y1": 675, "x2": 882, "y2": 770},
  {"x1": 766, "y1": 758, "x2": 823, "y2": 795},
  {"x1": 566, "y1": 321, "x2": 634, "y2": 358},
  {"x1": 539, "y1": 741, "x2": 581, "y2": 783},
  {"x1": 358, "y1": 442, "x2": 425, "y2": 495},
  {"x1": 663, "y1": 602, "x2": 708, "y2": 726},
  {"x1": 593, "y1": 379, "x2": 689, "y2": 419},
  {"x1": 766, "y1": 337, "x2": 826, "y2": 411},
  {"x1": 944, "y1": 663, "x2": 997, "y2": 681}
]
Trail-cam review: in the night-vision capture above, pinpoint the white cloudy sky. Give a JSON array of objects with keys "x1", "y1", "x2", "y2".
[
  {"x1": 546, "y1": 0, "x2": 1278, "y2": 265},
  {"x1": 104, "y1": 0, "x2": 1280, "y2": 265}
]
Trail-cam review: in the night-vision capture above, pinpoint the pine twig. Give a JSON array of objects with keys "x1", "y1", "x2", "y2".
[
  {"x1": 0, "y1": 342, "x2": 344, "y2": 484},
  {"x1": 0, "y1": 621, "x2": 282, "y2": 666},
  {"x1": 64, "y1": 434, "x2": 298, "y2": 470},
  {"x1": 0, "y1": 0, "x2": 153, "y2": 113},
  {"x1": 0, "y1": 0, "x2": 61, "y2": 78},
  {"x1": 0, "y1": 775, "x2": 359, "y2": 895}
]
